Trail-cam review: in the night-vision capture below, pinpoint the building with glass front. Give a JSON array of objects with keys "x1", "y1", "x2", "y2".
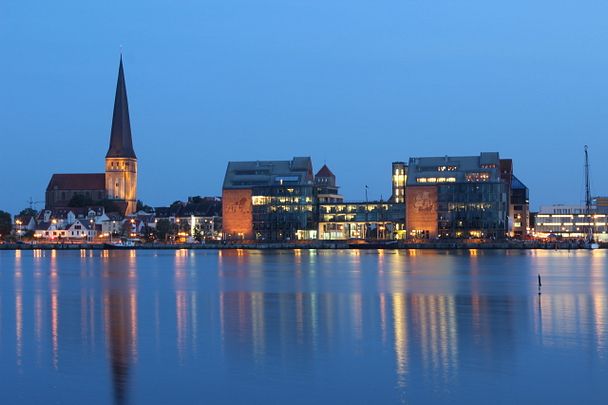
[
  {"x1": 532, "y1": 203, "x2": 608, "y2": 241},
  {"x1": 405, "y1": 152, "x2": 514, "y2": 239},
  {"x1": 317, "y1": 202, "x2": 404, "y2": 240},
  {"x1": 222, "y1": 157, "x2": 317, "y2": 241},
  {"x1": 390, "y1": 162, "x2": 407, "y2": 203}
]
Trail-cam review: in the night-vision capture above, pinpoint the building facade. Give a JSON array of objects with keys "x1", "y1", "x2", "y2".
[
  {"x1": 532, "y1": 203, "x2": 608, "y2": 241},
  {"x1": 317, "y1": 202, "x2": 404, "y2": 240},
  {"x1": 390, "y1": 162, "x2": 407, "y2": 204},
  {"x1": 405, "y1": 153, "x2": 511, "y2": 239},
  {"x1": 222, "y1": 157, "x2": 316, "y2": 241},
  {"x1": 509, "y1": 175, "x2": 529, "y2": 237}
]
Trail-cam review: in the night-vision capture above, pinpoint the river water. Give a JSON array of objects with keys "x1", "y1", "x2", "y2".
[{"x1": 0, "y1": 249, "x2": 607, "y2": 404}]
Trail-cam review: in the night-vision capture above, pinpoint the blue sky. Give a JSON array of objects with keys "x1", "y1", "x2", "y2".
[{"x1": 2, "y1": 0, "x2": 608, "y2": 213}]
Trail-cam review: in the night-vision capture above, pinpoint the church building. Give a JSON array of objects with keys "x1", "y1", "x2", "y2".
[{"x1": 45, "y1": 56, "x2": 138, "y2": 216}]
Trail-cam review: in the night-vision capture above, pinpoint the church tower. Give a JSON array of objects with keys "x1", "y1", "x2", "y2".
[{"x1": 105, "y1": 55, "x2": 138, "y2": 215}]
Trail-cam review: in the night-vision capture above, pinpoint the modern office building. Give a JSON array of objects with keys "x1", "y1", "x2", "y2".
[
  {"x1": 405, "y1": 152, "x2": 513, "y2": 239},
  {"x1": 222, "y1": 157, "x2": 316, "y2": 241},
  {"x1": 532, "y1": 203, "x2": 608, "y2": 241},
  {"x1": 317, "y1": 201, "x2": 404, "y2": 240}
]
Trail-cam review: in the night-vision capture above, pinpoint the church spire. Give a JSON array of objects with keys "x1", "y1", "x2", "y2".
[{"x1": 106, "y1": 55, "x2": 136, "y2": 159}]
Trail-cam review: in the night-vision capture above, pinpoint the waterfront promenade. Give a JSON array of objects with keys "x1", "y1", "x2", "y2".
[{"x1": 0, "y1": 240, "x2": 597, "y2": 250}]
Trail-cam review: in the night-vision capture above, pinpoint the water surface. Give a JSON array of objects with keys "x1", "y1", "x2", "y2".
[{"x1": 1, "y1": 249, "x2": 607, "y2": 404}]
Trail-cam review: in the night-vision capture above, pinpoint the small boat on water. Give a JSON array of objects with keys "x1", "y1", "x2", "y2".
[
  {"x1": 103, "y1": 239, "x2": 137, "y2": 249},
  {"x1": 583, "y1": 145, "x2": 599, "y2": 250}
]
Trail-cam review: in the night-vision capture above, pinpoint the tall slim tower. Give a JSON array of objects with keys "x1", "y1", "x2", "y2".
[{"x1": 105, "y1": 55, "x2": 137, "y2": 215}]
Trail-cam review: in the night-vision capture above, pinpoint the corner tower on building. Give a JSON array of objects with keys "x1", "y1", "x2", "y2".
[{"x1": 105, "y1": 55, "x2": 138, "y2": 215}]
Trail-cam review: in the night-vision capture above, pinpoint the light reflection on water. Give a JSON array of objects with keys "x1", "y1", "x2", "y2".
[{"x1": 0, "y1": 249, "x2": 608, "y2": 404}]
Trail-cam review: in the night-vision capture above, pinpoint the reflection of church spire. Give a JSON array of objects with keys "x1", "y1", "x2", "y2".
[{"x1": 103, "y1": 260, "x2": 138, "y2": 405}]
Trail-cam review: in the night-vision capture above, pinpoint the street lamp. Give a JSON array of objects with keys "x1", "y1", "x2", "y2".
[{"x1": 15, "y1": 219, "x2": 22, "y2": 241}]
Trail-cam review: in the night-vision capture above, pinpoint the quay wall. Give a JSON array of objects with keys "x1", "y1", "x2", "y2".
[{"x1": 0, "y1": 241, "x2": 601, "y2": 250}]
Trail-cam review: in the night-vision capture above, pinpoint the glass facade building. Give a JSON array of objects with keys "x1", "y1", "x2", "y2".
[
  {"x1": 317, "y1": 202, "x2": 404, "y2": 240},
  {"x1": 222, "y1": 157, "x2": 317, "y2": 241},
  {"x1": 406, "y1": 153, "x2": 513, "y2": 239}
]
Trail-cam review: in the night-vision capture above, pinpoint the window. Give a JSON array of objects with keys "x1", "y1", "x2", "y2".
[{"x1": 465, "y1": 172, "x2": 490, "y2": 182}]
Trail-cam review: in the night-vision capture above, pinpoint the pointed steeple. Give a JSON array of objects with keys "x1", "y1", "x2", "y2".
[{"x1": 106, "y1": 55, "x2": 136, "y2": 159}]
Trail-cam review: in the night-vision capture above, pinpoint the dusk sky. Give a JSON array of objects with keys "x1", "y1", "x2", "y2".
[{"x1": 2, "y1": 0, "x2": 608, "y2": 214}]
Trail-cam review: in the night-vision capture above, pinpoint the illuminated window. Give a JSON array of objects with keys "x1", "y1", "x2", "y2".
[{"x1": 465, "y1": 172, "x2": 490, "y2": 182}]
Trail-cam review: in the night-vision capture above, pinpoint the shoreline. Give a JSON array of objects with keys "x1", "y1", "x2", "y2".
[{"x1": 0, "y1": 241, "x2": 600, "y2": 250}]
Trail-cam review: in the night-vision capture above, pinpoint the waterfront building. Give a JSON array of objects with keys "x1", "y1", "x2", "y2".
[
  {"x1": 317, "y1": 201, "x2": 404, "y2": 240},
  {"x1": 45, "y1": 56, "x2": 138, "y2": 216},
  {"x1": 390, "y1": 162, "x2": 407, "y2": 203},
  {"x1": 532, "y1": 203, "x2": 608, "y2": 241},
  {"x1": 34, "y1": 217, "x2": 97, "y2": 241},
  {"x1": 222, "y1": 157, "x2": 316, "y2": 241},
  {"x1": 405, "y1": 152, "x2": 513, "y2": 239},
  {"x1": 509, "y1": 175, "x2": 529, "y2": 237}
]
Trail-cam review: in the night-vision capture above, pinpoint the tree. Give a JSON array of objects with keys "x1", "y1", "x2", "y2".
[
  {"x1": 136, "y1": 200, "x2": 154, "y2": 213},
  {"x1": 0, "y1": 210, "x2": 11, "y2": 239},
  {"x1": 18, "y1": 208, "x2": 38, "y2": 218},
  {"x1": 143, "y1": 225, "x2": 157, "y2": 242},
  {"x1": 156, "y1": 219, "x2": 175, "y2": 241}
]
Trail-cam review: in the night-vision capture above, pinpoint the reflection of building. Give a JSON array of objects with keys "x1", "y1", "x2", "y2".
[
  {"x1": 103, "y1": 257, "x2": 138, "y2": 405},
  {"x1": 45, "y1": 56, "x2": 138, "y2": 216},
  {"x1": 406, "y1": 153, "x2": 516, "y2": 239},
  {"x1": 222, "y1": 157, "x2": 316, "y2": 241}
]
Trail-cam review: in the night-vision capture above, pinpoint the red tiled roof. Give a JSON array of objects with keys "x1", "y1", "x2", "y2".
[
  {"x1": 315, "y1": 164, "x2": 334, "y2": 178},
  {"x1": 46, "y1": 173, "x2": 106, "y2": 191}
]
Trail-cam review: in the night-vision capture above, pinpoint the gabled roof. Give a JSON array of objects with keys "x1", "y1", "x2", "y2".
[
  {"x1": 315, "y1": 164, "x2": 335, "y2": 178},
  {"x1": 106, "y1": 55, "x2": 136, "y2": 159},
  {"x1": 15, "y1": 215, "x2": 35, "y2": 225},
  {"x1": 36, "y1": 222, "x2": 52, "y2": 231},
  {"x1": 46, "y1": 174, "x2": 105, "y2": 191},
  {"x1": 67, "y1": 219, "x2": 93, "y2": 230}
]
